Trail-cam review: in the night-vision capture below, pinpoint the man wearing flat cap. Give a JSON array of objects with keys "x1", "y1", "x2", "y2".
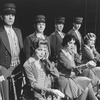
[
  {"x1": 67, "y1": 17, "x2": 84, "y2": 56},
  {"x1": 0, "y1": 3, "x2": 24, "y2": 100},
  {"x1": 24, "y1": 15, "x2": 51, "y2": 60},
  {"x1": 49, "y1": 17, "x2": 65, "y2": 65}
]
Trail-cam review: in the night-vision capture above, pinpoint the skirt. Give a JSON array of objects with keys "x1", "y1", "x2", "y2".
[
  {"x1": 58, "y1": 75, "x2": 91, "y2": 99},
  {"x1": 83, "y1": 67, "x2": 100, "y2": 86}
]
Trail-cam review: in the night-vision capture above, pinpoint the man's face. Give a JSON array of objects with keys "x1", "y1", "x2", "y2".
[
  {"x1": 55, "y1": 23, "x2": 64, "y2": 32},
  {"x1": 36, "y1": 22, "x2": 46, "y2": 33},
  {"x1": 3, "y1": 14, "x2": 15, "y2": 26},
  {"x1": 73, "y1": 23, "x2": 81, "y2": 30}
]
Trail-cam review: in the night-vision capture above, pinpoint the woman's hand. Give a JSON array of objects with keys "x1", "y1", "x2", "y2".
[
  {"x1": 47, "y1": 89, "x2": 65, "y2": 98},
  {"x1": 86, "y1": 60, "x2": 96, "y2": 68}
]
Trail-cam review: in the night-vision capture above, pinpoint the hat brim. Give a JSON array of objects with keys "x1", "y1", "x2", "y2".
[
  {"x1": 3, "y1": 9, "x2": 16, "y2": 15},
  {"x1": 35, "y1": 20, "x2": 46, "y2": 23},
  {"x1": 55, "y1": 21, "x2": 65, "y2": 24},
  {"x1": 74, "y1": 22, "x2": 82, "y2": 24}
]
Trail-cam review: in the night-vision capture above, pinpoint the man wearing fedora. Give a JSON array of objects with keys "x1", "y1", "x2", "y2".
[
  {"x1": 24, "y1": 15, "x2": 50, "y2": 60},
  {"x1": 49, "y1": 17, "x2": 65, "y2": 64},
  {"x1": 67, "y1": 17, "x2": 84, "y2": 55},
  {"x1": 0, "y1": 3, "x2": 24, "y2": 100}
]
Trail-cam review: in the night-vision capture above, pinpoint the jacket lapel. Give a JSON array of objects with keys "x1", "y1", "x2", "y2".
[
  {"x1": 56, "y1": 31, "x2": 62, "y2": 43},
  {"x1": 0, "y1": 26, "x2": 11, "y2": 54}
]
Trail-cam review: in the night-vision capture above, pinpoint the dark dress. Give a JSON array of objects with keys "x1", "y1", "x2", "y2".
[{"x1": 57, "y1": 49, "x2": 91, "y2": 99}]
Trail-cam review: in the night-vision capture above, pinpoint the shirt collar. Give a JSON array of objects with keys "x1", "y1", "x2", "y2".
[{"x1": 4, "y1": 25, "x2": 12, "y2": 33}]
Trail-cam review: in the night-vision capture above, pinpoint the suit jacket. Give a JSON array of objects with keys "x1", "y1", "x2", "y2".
[
  {"x1": 49, "y1": 31, "x2": 65, "y2": 62},
  {"x1": 67, "y1": 28, "x2": 84, "y2": 54},
  {"x1": 24, "y1": 33, "x2": 51, "y2": 60},
  {"x1": 0, "y1": 26, "x2": 23, "y2": 69}
]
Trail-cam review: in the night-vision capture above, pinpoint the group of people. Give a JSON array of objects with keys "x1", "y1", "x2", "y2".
[{"x1": 0, "y1": 2, "x2": 100, "y2": 100}]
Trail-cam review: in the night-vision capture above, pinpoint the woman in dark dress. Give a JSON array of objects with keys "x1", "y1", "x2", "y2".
[{"x1": 57, "y1": 34, "x2": 98, "y2": 100}]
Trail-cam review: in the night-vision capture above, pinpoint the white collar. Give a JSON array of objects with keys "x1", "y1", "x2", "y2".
[{"x1": 4, "y1": 25, "x2": 12, "y2": 32}]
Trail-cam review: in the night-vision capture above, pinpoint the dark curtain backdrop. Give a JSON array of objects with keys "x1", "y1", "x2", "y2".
[{"x1": 0, "y1": 0, "x2": 100, "y2": 51}]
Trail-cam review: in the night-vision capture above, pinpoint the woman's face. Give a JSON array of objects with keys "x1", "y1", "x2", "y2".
[
  {"x1": 35, "y1": 44, "x2": 48, "y2": 60},
  {"x1": 36, "y1": 22, "x2": 46, "y2": 33},
  {"x1": 67, "y1": 38, "x2": 76, "y2": 50},
  {"x1": 87, "y1": 37, "x2": 96, "y2": 48}
]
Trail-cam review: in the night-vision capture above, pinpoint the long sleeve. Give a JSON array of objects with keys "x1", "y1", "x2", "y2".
[
  {"x1": 93, "y1": 47, "x2": 100, "y2": 62},
  {"x1": 82, "y1": 46, "x2": 96, "y2": 63},
  {"x1": 49, "y1": 34, "x2": 57, "y2": 62},
  {"x1": 24, "y1": 36, "x2": 32, "y2": 60},
  {"x1": 23, "y1": 59, "x2": 37, "y2": 88},
  {"x1": 59, "y1": 51, "x2": 75, "y2": 70}
]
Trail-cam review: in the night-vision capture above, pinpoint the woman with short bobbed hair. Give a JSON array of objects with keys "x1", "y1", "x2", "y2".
[
  {"x1": 82, "y1": 33, "x2": 100, "y2": 97},
  {"x1": 82, "y1": 33, "x2": 100, "y2": 63},
  {"x1": 57, "y1": 34, "x2": 98, "y2": 100}
]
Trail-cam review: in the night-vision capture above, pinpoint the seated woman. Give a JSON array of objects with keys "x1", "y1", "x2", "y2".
[
  {"x1": 82, "y1": 33, "x2": 100, "y2": 94},
  {"x1": 82, "y1": 32, "x2": 100, "y2": 64},
  {"x1": 57, "y1": 34, "x2": 98, "y2": 100},
  {"x1": 23, "y1": 38, "x2": 64, "y2": 100}
]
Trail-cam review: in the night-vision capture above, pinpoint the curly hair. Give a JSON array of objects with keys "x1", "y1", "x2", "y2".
[{"x1": 84, "y1": 33, "x2": 96, "y2": 44}]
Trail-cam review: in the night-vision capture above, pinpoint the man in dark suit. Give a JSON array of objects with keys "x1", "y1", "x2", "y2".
[
  {"x1": 67, "y1": 17, "x2": 84, "y2": 55},
  {"x1": 0, "y1": 3, "x2": 23, "y2": 100},
  {"x1": 24, "y1": 15, "x2": 51, "y2": 60},
  {"x1": 49, "y1": 17, "x2": 65, "y2": 64}
]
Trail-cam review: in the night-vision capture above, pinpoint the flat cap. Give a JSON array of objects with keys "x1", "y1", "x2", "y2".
[
  {"x1": 35, "y1": 15, "x2": 46, "y2": 23},
  {"x1": 55, "y1": 17, "x2": 65, "y2": 24},
  {"x1": 73, "y1": 17, "x2": 83, "y2": 24},
  {"x1": 2, "y1": 3, "x2": 16, "y2": 15}
]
